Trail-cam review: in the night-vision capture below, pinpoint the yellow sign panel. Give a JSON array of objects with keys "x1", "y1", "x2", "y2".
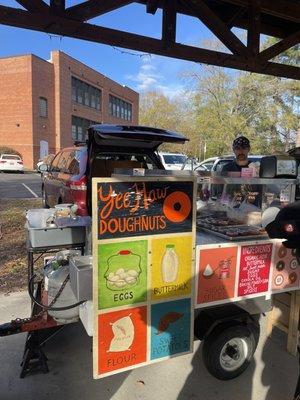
[{"x1": 151, "y1": 235, "x2": 193, "y2": 300}]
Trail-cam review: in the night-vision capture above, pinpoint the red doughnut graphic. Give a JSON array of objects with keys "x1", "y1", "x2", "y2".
[{"x1": 163, "y1": 191, "x2": 191, "y2": 223}]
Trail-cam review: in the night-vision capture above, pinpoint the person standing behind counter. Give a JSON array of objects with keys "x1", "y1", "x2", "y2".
[
  {"x1": 221, "y1": 136, "x2": 262, "y2": 211},
  {"x1": 221, "y1": 136, "x2": 251, "y2": 173}
]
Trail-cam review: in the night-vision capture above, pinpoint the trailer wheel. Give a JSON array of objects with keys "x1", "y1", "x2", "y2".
[{"x1": 202, "y1": 324, "x2": 258, "y2": 380}]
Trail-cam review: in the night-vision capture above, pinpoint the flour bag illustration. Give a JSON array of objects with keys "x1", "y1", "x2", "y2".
[
  {"x1": 105, "y1": 250, "x2": 142, "y2": 291},
  {"x1": 161, "y1": 244, "x2": 179, "y2": 283},
  {"x1": 108, "y1": 315, "x2": 135, "y2": 352}
]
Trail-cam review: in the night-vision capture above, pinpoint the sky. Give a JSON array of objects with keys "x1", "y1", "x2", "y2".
[{"x1": 0, "y1": 0, "x2": 219, "y2": 98}]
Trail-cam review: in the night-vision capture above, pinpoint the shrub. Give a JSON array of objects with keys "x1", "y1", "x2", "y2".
[{"x1": 0, "y1": 146, "x2": 22, "y2": 158}]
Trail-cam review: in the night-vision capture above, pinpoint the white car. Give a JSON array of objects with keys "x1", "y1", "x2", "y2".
[
  {"x1": 158, "y1": 152, "x2": 187, "y2": 170},
  {"x1": 0, "y1": 153, "x2": 24, "y2": 172}
]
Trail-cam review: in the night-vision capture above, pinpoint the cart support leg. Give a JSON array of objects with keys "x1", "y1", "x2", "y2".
[{"x1": 20, "y1": 331, "x2": 49, "y2": 378}]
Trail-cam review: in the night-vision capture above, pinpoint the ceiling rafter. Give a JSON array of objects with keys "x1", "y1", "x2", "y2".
[
  {"x1": 162, "y1": 0, "x2": 177, "y2": 46},
  {"x1": 247, "y1": 0, "x2": 260, "y2": 56},
  {"x1": 217, "y1": 0, "x2": 300, "y2": 24},
  {"x1": 179, "y1": 0, "x2": 247, "y2": 56},
  {"x1": 0, "y1": 4, "x2": 299, "y2": 80},
  {"x1": 50, "y1": 0, "x2": 65, "y2": 15},
  {"x1": 65, "y1": 0, "x2": 134, "y2": 21},
  {"x1": 15, "y1": 0, "x2": 49, "y2": 14},
  {"x1": 259, "y1": 30, "x2": 300, "y2": 63},
  {"x1": 146, "y1": 0, "x2": 160, "y2": 14},
  {"x1": 138, "y1": 0, "x2": 299, "y2": 39}
]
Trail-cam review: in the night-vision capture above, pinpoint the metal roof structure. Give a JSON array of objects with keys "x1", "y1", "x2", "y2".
[{"x1": 0, "y1": 1, "x2": 299, "y2": 80}]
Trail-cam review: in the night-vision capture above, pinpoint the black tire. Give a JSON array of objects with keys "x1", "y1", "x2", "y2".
[{"x1": 202, "y1": 323, "x2": 259, "y2": 380}]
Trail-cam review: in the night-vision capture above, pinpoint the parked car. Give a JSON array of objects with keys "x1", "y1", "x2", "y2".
[
  {"x1": 0, "y1": 153, "x2": 24, "y2": 172},
  {"x1": 195, "y1": 155, "x2": 264, "y2": 173},
  {"x1": 40, "y1": 124, "x2": 187, "y2": 215},
  {"x1": 181, "y1": 157, "x2": 200, "y2": 171},
  {"x1": 158, "y1": 152, "x2": 187, "y2": 170}
]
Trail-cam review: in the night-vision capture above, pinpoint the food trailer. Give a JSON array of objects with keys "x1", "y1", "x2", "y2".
[{"x1": 0, "y1": 126, "x2": 299, "y2": 381}]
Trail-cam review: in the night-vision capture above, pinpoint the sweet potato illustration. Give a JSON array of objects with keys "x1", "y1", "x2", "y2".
[{"x1": 156, "y1": 312, "x2": 184, "y2": 335}]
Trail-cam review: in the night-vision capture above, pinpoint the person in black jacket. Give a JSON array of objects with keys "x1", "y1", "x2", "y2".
[{"x1": 222, "y1": 136, "x2": 251, "y2": 173}]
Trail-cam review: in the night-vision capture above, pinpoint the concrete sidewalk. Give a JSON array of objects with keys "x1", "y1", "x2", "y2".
[{"x1": 0, "y1": 291, "x2": 298, "y2": 400}]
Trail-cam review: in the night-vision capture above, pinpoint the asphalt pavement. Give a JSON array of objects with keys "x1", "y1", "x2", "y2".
[
  {"x1": 0, "y1": 172, "x2": 42, "y2": 199},
  {"x1": 0, "y1": 291, "x2": 298, "y2": 400}
]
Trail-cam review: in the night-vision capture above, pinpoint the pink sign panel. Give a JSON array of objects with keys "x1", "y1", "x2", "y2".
[
  {"x1": 238, "y1": 243, "x2": 272, "y2": 296},
  {"x1": 272, "y1": 243, "x2": 300, "y2": 291}
]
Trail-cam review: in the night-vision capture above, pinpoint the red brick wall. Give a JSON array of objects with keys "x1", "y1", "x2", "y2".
[
  {"x1": 31, "y1": 56, "x2": 55, "y2": 166},
  {"x1": 0, "y1": 51, "x2": 139, "y2": 169},
  {"x1": 51, "y1": 51, "x2": 139, "y2": 149},
  {"x1": 0, "y1": 55, "x2": 33, "y2": 168}
]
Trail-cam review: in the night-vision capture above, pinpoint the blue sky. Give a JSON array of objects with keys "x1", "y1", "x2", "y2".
[{"x1": 0, "y1": 0, "x2": 219, "y2": 98}]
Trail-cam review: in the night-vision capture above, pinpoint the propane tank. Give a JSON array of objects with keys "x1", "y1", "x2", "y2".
[{"x1": 44, "y1": 250, "x2": 80, "y2": 324}]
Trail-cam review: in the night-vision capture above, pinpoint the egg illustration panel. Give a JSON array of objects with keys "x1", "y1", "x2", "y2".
[
  {"x1": 272, "y1": 243, "x2": 300, "y2": 291},
  {"x1": 197, "y1": 246, "x2": 238, "y2": 304},
  {"x1": 98, "y1": 240, "x2": 148, "y2": 309},
  {"x1": 150, "y1": 298, "x2": 191, "y2": 360},
  {"x1": 98, "y1": 306, "x2": 147, "y2": 374}
]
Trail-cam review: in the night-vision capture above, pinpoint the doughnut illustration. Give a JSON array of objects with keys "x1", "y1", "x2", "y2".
[
  {"x1": 276, "y1": 261, "x2": 285, "y2": 271},
  {"x1": 289, "y1": 272, "x2": 297, "y2": 284},
  {"x1": 163, "y1": 191, "x2": 191, "y2": 223},
  {"x1": 290, "y1": 259, "x2": 298, "y2": 270},
  {"x1": 274, "y1": 274, "x2": 284, "y2": 286},
  {"x1": 278, "y1": 246, "x2": 287, "y2": 259}
]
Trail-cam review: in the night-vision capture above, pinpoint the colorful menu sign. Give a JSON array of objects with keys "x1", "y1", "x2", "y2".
[
  {"x1": 97, "y1": 181, "x2": 193, "y2": 239},
  {"x1": 196, "y1": 239, "x2": 300, "y2": 308},
  {"x1": 197, "y1": 245, "x2": 238, "y2": 304},
  {"x1": 238, "y1": 243, "x2": 272, "y2": 296},
  {"x1": 93, "y1": 177, "x2": 196, "y2": 379}
]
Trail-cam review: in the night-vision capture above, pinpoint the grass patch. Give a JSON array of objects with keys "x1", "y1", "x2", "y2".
[{"x1": 0, "y1": 199, "x2": 42, "y2": 293}]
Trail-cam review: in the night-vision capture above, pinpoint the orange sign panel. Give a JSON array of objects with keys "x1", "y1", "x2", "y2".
[
  {"x1": 98, "y1": 306, "x2": 147, "y2": 375},
  {"x1": 197, "y1": 246, "x2": 238, "y2": 304}
]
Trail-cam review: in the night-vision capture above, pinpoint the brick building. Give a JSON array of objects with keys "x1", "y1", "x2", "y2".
[{"x1": 0, "y1": 51, "x2": 139, "y2": 169}]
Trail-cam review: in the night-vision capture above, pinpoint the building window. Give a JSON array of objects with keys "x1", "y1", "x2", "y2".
[
  {"x1": 39, "y1": 97, "x2": 48, "y2": 117},
  {"x1": 109, "y1": 95, "x2": 132, "y2": 121},
  {"x1": 71, "y1": 76, "x2": 101, "y2": 110},
  {"x1": 71, "y1": 116, "x2": 100, "y2": 142}
]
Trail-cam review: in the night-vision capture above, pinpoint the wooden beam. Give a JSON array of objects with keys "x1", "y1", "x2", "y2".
[
  {"x1": 180, "y1": 0, "x2": 247, "y2": 56},
  {"x1": 0, "y1": 5, "x2": 299, "y2": 80},
  {"x1": 66, "y1": 0, "x2": 133, "y2": 21},
  {"x1": 137, "y1": 0, "x2": 299, "y2": 39},
  {"x1": 50, "y1": 0, "x2": 65, "y2": 15},
  {"x1": 226, "y1": 6, "x2": 247, "y2": 29},
  {"x1": 259, "y1": 30, "x2": 300, "y2": 62},
  {"x1": 247, "y1": 0, "x2": 260, "y2": 56},
  {"x1": 147, "y1": 0, "x2": 160, "y2": 14},
  {"x1": 162, "y1": 0, "x2": 177, "y2": 46},
  {"x1": 15, "y1": 0, "x2": 49, "y2": 14},
  {"x1": 217, "y1": 0, "x2": 300, "y2": 24}
]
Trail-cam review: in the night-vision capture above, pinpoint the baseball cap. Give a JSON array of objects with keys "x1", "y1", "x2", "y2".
[{"x1": 232, "y1": 136, "x2": 250, "y2": 149}]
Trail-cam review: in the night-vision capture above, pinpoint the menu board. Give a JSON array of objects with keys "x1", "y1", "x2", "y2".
[
  {"x1": 238, "y1": 243, "x2": 272, "y2": 296},
  {"x1": 92, "y1": 177, "x2": 196, "y2": 379},
  {"x1": 196, "y1": 240, "x2": 300, "y2": 308}
]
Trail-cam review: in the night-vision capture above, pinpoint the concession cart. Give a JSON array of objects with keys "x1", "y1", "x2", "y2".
[{"x1": 0, "y1": 126, "x2": 299, "y2": 382}]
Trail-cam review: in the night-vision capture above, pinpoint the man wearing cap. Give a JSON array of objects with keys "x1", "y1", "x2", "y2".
[
  {"x1": 221, "y1": 136, "x2": 251, "y2": 173},
  {"x1": 221, "y1": 136, "x2": 262, "y2": 209}
]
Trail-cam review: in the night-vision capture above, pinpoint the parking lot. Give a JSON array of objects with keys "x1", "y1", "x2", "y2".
[{"x1": 0, "y1": 172, "x2": 42, "y2": 199}]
